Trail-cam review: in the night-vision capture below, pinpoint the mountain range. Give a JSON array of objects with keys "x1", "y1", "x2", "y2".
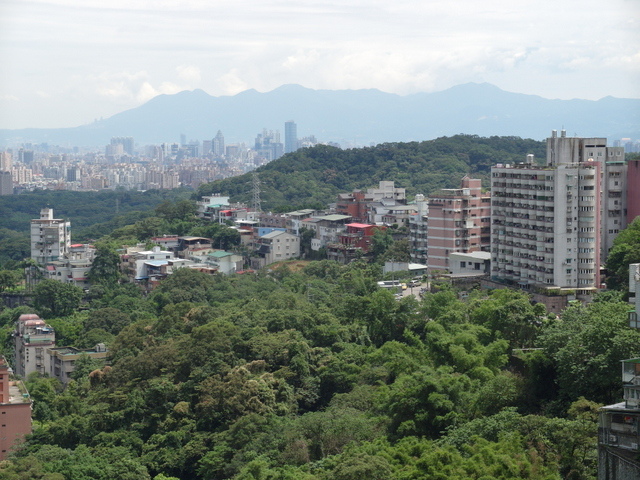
[{"x1": 1, "y1": 83, "x2": 638, "y2": 148}]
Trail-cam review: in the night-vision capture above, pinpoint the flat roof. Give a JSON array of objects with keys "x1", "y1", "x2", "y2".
[
  {"x1": 449, "y1": 251, "x2": 492, "y2": 260},
  {"x1": 319, "y1": 214, "x2": 351, "y2": 221},
  {"x1": 144, "y1": 260, "x2": 170, "y2": 266}
]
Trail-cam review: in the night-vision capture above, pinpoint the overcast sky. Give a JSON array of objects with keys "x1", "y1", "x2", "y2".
[{"x1": 0, "y1": 0, "x2": 638, "y2": 129}]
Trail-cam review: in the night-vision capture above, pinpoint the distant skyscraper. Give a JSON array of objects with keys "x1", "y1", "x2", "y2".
[
  {"x1": 18, "y1": 149, "x2": 34, "y2": 164},
  {"x1": 213, "y1": 130, "x2": 225, "y2": 157},
  {"x1": 0, "y1": 152, "x2": 12, "y2": 172},
  {"x1": 285, "y1": 121, "x2": 298, "y2": 154},
  {"x1": 0, "y1": 171, "x2": 12, "y2": 195},
  {"x1": 110, "y1": 137, "x2": 134, "y2": 155}
]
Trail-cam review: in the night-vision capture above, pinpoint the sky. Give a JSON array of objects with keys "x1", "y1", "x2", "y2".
[{"x1": 0, "y1": 0, "x2": 639, "y2": 129}]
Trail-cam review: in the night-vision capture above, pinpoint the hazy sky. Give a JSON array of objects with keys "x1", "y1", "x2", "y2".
[{"x1": 1, "y1": 0, "x2": 638, "y2": 129}]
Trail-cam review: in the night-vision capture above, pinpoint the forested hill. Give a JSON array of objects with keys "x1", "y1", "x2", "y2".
[{"x1": 197, "y1": 135, "x2": 546, "y2": 210}]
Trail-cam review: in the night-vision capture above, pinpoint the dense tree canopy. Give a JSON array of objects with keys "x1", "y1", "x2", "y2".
[{"x1": 2, "y1": 259, "x2": 631, "y2": 480}]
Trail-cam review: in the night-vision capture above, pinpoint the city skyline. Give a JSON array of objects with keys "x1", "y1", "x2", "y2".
[{"x1": 1, "y1": 0, "x2": 638, "y2": 130}]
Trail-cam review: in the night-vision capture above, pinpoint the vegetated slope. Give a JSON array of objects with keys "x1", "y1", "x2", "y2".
[
  {"x1": 197, "y1": 135, "x2": 546, "y2": 210},
  {"x1": 0, "y1": 188, "x2": 192, "y2": 235}
]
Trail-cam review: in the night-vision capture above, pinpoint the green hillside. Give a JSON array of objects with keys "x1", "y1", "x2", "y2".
[{"x1": 197, "y1": 135, "x2": 546, "y2": 210}]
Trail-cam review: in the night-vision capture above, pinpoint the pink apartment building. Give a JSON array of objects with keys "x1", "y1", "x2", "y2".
[{"x1": 427, "y1": 176, "x2": 491, "y2": 272}]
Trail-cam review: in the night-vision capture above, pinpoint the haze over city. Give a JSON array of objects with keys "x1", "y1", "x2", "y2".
[{"x1": 1, "y1": 0, "x2": 639, "y2": 130}]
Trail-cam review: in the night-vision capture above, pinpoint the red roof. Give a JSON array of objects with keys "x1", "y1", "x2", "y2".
[{"x1": 346, "y1": 223, "x2": 373, "y2": 228}]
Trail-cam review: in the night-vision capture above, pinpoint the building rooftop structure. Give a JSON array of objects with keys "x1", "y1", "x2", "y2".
[
  {"x1": 0, "y1": 356, "x2": 32, "y2": 460},
  {"x1": 599, "y1": 358, "x2": 640, "y2": 478}
]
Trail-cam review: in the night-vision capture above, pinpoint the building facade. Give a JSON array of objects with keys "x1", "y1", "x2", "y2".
[
  {"x1": 13, "y1": 314, "x2": 56, "y2": 378},
  {"x1": 491, "y1": 131, "x2": 626, "y2": 301},
  {"x1": 427, "y1": 176, "x2": 491, "y2": 272},
  {"x1": 30, "y1": 208, "x2": 71, "y2": 265},
  {"x1": 0, "y1": 357, "x2": 32, "y2": 461}
]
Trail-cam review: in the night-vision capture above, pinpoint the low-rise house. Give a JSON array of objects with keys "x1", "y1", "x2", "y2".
[
  {"x1": 301, "y1": 214, "x2": 352, "y2": 250},
  {"x1": 47, "y1": 343, "x2": 108, "y2": 385},
  {"x1": 448, "y1": 251, "x2": 491, "y2": 276},
  {"x1": 41, "y1": 243, "x2": 95, "y2": 289},
  {"x1": 151, "y1": 235, "x2": 180, "y2": 251},
  {"x1": 205, "y1": 250, "x2": 244, "y2": 275},
  {"x1": 122, "y1": 246, "x2": 176, "y2": 281},
  {"x1": 326, "y1": 223, "x2": 384, "y2": 264},
  {"x1": 13, "y1": 314, "x2": 55, "y2": 378},
  {"x1": 251, "y1": 230, "x2": 300, "y2": 269},
  {"x1": 196, "y1": 194, "x2": 231, "y2": 220}
]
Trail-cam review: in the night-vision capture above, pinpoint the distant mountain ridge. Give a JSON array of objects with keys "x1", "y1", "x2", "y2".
[{"x1": 1, "y1": 83, "x2": 638, "y2": 147}]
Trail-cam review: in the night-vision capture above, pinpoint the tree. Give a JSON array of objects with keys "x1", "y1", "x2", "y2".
[
  {"x1": 70, "y1": 353, "x2": 104, "y2": 381},
  {"x1": 85, "y1": 307, "x2": 132, "y2": 335},
  {"x1": 0, "y1": 269, "x2": 21, "y2": 293},
  {"x1": 33, "y1": 280, "x2": 84, "y2": 318},
  {"x1": 370, "y1": 229, "x2": 393, "y2": 261},
  {"x1": 605, "y1": 216, "x2": 640, "y2": 290},
  {"x1": 88, "y1": 243, "x2": 122, "y2": 286},
  {"x1": 539, "y1": 299, "x2": 640, "y2": 405}
]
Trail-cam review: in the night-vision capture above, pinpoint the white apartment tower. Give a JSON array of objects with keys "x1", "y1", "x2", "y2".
[
  {"x1": 30, "y1": 208, "x2": 71, "y2": 265},
  {"x1": 491, "y1": 130, "x2": 625, "y2": 301}
]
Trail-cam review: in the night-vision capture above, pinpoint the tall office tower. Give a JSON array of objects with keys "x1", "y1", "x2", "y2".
[
  {"x1": 213, "y1": 130, "x2": 225, "y2": 157},
  {"x1": 0, "y1": 171, "x2": 12, "y2": 195},
  {"x1": 427, "y1": 176, "x2": 491, "y2": 272},
  {"x1": 66, "y1": 167, "x2": 81, "y2": 182},
  {"x1": 491, "y1": 130, "x2": 625, "y2": 302},
  {"x1": 285, "y1": 121, "x2": 298, "y2": 154},
  {"x1": 30, "y1": 208, "x2": 71, "y2": 265},
  {"x1": 202, "y1": 140, "x2": 212, "y2": 156},
  {"x1": 18, "y1": 149, "x2": 34, "y2": 164},
  {"x1": 0, "y1": 152, "x2": 12, "y2": 171}
]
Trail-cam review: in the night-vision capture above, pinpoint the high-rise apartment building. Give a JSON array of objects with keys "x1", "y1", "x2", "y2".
[
  {"x1": 490, "y1": 130, "x2": 626, "y2": 301},
  {"x1": 285, "y1": 121, "x2": 298, "y2": 154},
  {"x1": 427, "y1": 176, "x2": 491, "y2": 272},
  {"x1": 627, "y1": 158, "x2": 640, "y2": 224},
  {"x1": 30, "y1": 208, "x2": 71, "y2": 265}
]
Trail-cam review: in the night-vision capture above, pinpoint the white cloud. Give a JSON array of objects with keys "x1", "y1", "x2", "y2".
[
  {"x1": 217, "y1": 69, "x2": 250, "y2": 96},
  {"x1": 0, "y1": 0, "x2": 638, "y2": 128},
  {"x1": 176, "y1": 65, "x2": 201, "y2": 83}
]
